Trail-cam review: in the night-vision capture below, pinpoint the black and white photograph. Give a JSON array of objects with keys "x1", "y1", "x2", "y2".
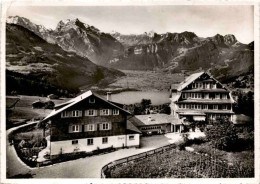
[{"x1": 1, "y1": 1, "x2": 259, "y2": 183}]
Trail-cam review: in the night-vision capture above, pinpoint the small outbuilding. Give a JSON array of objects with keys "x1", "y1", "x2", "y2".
[
  {"x1": 47, "y1": 94, "x2": 59, "y2": 100},
  {"x1": 129, "y1": 114, "x2": 184, "y2": 135},
  {"x1": 32, "y1": 100, "x2": 45, "y2": 109}
]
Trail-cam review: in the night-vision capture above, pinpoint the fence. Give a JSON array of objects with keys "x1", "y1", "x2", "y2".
[{"x1": 101, "y1": 143, "x2": 177, "y2": 178}]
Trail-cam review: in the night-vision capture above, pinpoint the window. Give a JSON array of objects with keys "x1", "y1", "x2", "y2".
[
  {"x1": 222, "y1": 105, "x2": 227, "y2": 110},
  {"x1": 102, "y1": 137, "x2": 108, "y2": 144},
  {"x1": 204, "y1": 93, "x2": 209, "y2": 99},
  {"x1": 89, "y1": 97, "x2": 95, "y2": 103},
  {"x1": 112, "y1": 109, "x2": 119, "y2": 115},
  {"x1": 72, "y1": 125, "x2": 80, "y2": 132},
  {"x1": 87, "y1": 139, "x2": 93, "y2": 145},
  {"x1": 197, "y1": 104, "x2": 201, "y2": 109},
  {"x1": 191, "y1": 104, "x2": 194, "y2": 109},
  {"x1": 85, "y1": 109, "x2": 96, "y2": 116},
  {"x1": 198, "y1": 93, "x2": 201, "y2": 98},
  {"x1": 72, "y1": 110, "x2": 81, "y2": 117},
  {"x1": 61, "y1": 111, "x2": 70, "y2": 118},
  {"x1": 222, "y1": 94, "x2": 227, "y2": 99},
  {"x1": 129, "y1": 135, "x2": 135, "y2": 140},
  {"x1": 213, "y1": 105, "x2": 218, "y2": 110},
  {"x1": 72, "y1": 140, "x2": 78, "y2": 145},
  {"x1": 198, "y1": 83, "x2": 202, "y2": 88},
  {"x1": 102, "y1": 123, "x2": 110, "y2": 130},
  {"x1": 101, "y1": 109, "x2": 109, "y2": 116},
  {"x1": 85, "y1": 124, "x2": 95, "y2": 131},
  {"x1": 182, "y1": 93, "x2": 186, "y2": 99},
  {"x1": 213, "y1": 83, "x2": 217, "y2": 89},
  {"x1": 202, "y1": 104, "x2": 208, "y2": 109},
  {"x1": 191, "y1": 93, "x2": 195, "y2": 98},
  {"x1": 186, "y1": 104, "x2": 190, "y2": 109},
  {"x1": 215, "y1": 93, "x2": 220, "y2": 99}
]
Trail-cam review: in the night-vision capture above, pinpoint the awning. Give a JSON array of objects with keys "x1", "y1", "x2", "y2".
[{"x1": 193, "y1": 116, "x2": 206, "y2": 121}]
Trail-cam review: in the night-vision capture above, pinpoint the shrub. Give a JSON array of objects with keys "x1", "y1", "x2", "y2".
[{"x1": 205, "y1": 120, "x2": 238, "y2": 151}]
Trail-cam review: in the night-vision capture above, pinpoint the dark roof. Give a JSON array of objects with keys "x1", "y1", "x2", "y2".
[
  {"x1": 126, "y1": 120, "x2": 142, "y2": 134},
  {"x1": 42, "y1": 90, "x2": 131, "y2": 122}
]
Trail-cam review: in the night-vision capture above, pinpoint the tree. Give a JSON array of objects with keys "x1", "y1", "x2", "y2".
[
  {"x1": 234, "y1": 91, "x2": 254, "y2": 118},
  {"x1": 205, "y1": 119, "x2": 238, "y2": 151},
  {"x1": 140, "y1": 99, "x2": 151, "y2": 111},
  {"x1": 160, "y1": 104, "x2": 171, "y2": 114}
]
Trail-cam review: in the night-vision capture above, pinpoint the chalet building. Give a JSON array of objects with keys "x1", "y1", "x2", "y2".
[
  {"x1": 170, "y1": 72, "x2": 235, "y2": 122},
  {"x1": 41, "y1": 90, "x2": 141, "y2": 159},
  {"x1": 129, "y1": 114, "x2": 184, "y2": 135}
]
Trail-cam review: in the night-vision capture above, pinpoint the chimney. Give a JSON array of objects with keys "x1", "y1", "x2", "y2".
[{"x1": 106, "y1": 92, "x2": 112, "y2": 101}]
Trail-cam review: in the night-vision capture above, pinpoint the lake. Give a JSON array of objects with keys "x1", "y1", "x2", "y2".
[{"x1": 102, "y1": 91, "x2": 171, "y2": 105}]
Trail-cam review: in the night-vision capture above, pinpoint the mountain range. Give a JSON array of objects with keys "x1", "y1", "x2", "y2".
[
  {"x1": 6, "y1": 16, "x2": 254, "y2": 95},
  {"x1": 6, "y1": 22, "x2": 123, "y2": 96}
]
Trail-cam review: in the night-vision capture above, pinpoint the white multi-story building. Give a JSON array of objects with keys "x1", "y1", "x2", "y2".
[{"x1": 170, "y1": 72, "x2": 235, "y2": 122}]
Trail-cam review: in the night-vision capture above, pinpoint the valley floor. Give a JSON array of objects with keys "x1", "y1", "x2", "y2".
[{"x1": 108, "y1": 70, "x2": 184, "y2": 91}]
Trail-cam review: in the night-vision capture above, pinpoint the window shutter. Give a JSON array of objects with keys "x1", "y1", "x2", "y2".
[
  {"x1": 94, "y1": 110, "x2": 97, "y2": 116},
  {"x1": 78, "y1": 110, "x2": 82, "y2": 117},
  {"x1": 68, "y1": 125, "x2": 73, "y2": 133},
  {"x1": 93, "y1": 124, "x2": 97, "y2": 131},
  {"x1": 100, "y1": 110, "x2": 103, "y2": 116},
  {"x1": 79, "y1": 125, "x2": 82, "y2": 132},
  {"x1": 84, "y1": 125, "x2": 88, "y2": 132},
  {"x1": 99, "y1": 124, "x2": 103, "y2": 130},
  {"x1": 109, "y1": 123, "x2": 112, "y2": 130},
  {"x1": 109, "y1": 109, "x2": 112, "y2": 115}
]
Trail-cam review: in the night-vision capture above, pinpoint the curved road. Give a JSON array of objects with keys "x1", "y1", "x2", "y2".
[{"x1": 7, "y1": 123, "x2": 193, "y2": 178}]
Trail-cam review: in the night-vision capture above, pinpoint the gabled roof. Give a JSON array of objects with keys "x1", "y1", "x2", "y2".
[
  {"x1": 176, "y1": 71, "x2": 230, "y2": 92},
  {"x1": 41, "y1": 90, "x2": 131, "y2": 123},
  {"x1": 177, "y1": 72, "x2": 204, "y2": 91},
  {"x1": 126, "y1": 120, "x2": 142, "y2": 134}
]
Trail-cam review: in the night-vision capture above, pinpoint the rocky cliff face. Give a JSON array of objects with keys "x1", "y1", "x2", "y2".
[
  {"x1": 53, "y1": 18, "x2": 124, "y2": 65},
  {"x1": 109, "y1": 31, "x2": 253, "y2": 81}
]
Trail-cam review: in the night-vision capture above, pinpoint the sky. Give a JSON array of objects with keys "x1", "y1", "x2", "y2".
[{"x1": 6, "y1": 5, "x2": 254, "y2": 44}]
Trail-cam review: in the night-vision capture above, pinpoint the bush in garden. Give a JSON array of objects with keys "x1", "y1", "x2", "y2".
[{"x1": 205, "y1": 119, "x2": 238, "y2": 151}]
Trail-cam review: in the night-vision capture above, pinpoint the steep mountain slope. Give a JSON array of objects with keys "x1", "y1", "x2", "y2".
[
  {"x1": 110, "y1": 32, "x2": 254, "y2": 81},
  {"x1": 6, "y1": 23, "x2": 124, "y2": 96},
  {"x1": 53, "y1": 19, "x2": 124, "y2": 66},
  {"x1": 7, "y1": 16, "x2": 124, "y2": 66},
  {"x1": 7, "y1": 16, "x2": 56, "y2": 44}
]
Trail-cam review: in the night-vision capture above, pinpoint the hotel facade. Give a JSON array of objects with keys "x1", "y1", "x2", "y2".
[{"x1": 170, "y1": 72, "x2": 235, "y2": 122}]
